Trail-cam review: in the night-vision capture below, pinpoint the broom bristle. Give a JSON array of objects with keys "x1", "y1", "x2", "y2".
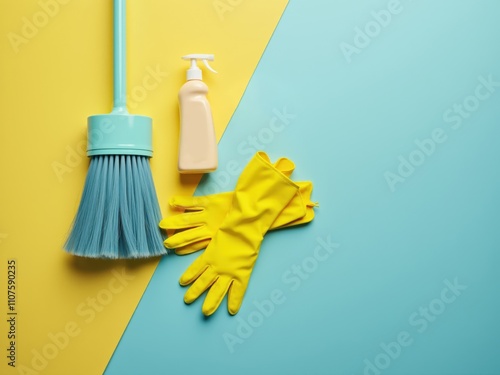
[{"x1": 65, "y1": 155, "x2": 166, "y2": 259}]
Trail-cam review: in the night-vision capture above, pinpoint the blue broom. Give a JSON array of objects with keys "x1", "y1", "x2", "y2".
[{"x1": 64, "y1": 0, "x2": 166, "y2": 258}]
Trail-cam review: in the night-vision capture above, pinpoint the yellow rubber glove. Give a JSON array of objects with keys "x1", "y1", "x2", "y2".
[
  {"x1": 160, "y1": 180, "x2": 316, "y2": 255},
  {"x1": 180, "y1": 152, "x2": 300, "y2": 315}
]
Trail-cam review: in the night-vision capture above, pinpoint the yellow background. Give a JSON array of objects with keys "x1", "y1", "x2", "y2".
[{"x1": 0, "y1": 0, "x2": 287, "y2": 374}]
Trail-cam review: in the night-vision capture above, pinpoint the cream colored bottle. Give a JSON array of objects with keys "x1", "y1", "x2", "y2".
[{"x1": 178, "y1": 54, "x2": 218, "y2": 174}]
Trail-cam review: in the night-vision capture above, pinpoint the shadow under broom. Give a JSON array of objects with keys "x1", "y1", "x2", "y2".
[{"x1": 64, "y1": 0, "x2": 166, "y2": 259}]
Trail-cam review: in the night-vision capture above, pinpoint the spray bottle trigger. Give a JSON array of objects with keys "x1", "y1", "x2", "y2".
[
  {"x1": 202, "y1": 59, "x2": 217, "y2": 74},
  {"x1": 182, "y1": 54, "x2": 217, "y2": 80}
]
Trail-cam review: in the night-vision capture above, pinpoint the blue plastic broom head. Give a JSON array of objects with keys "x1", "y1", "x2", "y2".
[{"x1": 64, "y1": 0, "x2": 166, "y2": 258}]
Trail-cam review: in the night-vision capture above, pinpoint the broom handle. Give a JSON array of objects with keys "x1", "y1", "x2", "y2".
[{"x1": 113, "y1": 0, "x2": 127, "y2": 112}]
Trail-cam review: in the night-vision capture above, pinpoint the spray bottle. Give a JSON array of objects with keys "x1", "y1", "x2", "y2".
[{"x1": 178, "y1": 54, "x2": 218, "y2": 174}]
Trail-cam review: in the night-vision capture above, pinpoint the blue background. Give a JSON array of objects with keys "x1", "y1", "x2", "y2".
[{"x1": 105, "y1": 1, "x2": 500, "y2": 374}]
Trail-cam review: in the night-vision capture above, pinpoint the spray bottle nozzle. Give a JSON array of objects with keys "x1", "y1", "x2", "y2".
[{"x1": 182, "y1": 54, "x2": 217, "y2": 80}]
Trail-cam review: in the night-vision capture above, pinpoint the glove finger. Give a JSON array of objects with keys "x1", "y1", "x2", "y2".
[
  {"x1": 179, "y1": 255, "x2": 210, "y2": 285},
  {"x1": 202, "y1": 276, "x2": 233, "y2": 316},
  {"x1": 164, "y1": 226, "x2": 212, "y2": 249},
  {"x1": 227, "y1": 280, "x2": 248, "y2": 315},
  {"x1": 159, "y1": 211, "x2": 206, "y2": 230},
  {"x1": 169, "y1": 195, "x2": 210, "y2": 210},
  {"x1": 183, "y1": 267, "x2": 218, "y2": 304},
  {"x1": 174, "y1": 239, "x2": 211, "y2": 256},
  {"x1": 273, "y1": 157, "x2": 295, "y2": 177}
]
